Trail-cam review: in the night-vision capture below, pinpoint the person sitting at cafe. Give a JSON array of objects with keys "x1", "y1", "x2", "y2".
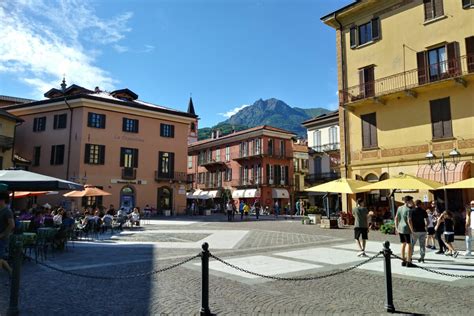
[
  {"x1": 53, "y1": 208, "x2": 63, "y2": 226},
  {"x1": 130, "y1": 208, "x2": 140, "y2": 226},
  {"x1": 62, "y1": 211, "x2": 75, "y2": 229},
  {"x1": 28, "y1": 209, "x2": 44, "y2": 232},
  {"x1": 102, "y1": 212, "x2": 114, "y2": 233}
]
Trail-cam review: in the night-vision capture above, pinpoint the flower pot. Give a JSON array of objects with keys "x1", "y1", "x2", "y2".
[
  {"x1": 205, "y1": 209, "x2": 211, "y2": 216},
  {"x1": 164, "y1": 210, "x2": 171, "y2": 217}
]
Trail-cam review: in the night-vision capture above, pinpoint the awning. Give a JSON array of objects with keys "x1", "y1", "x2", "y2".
[
  {"x1": 416, "y1": 161, "x2": 471, "y2": 185},
  {"x1": 243, "y1": 189, "x2": 260, "y2": 198},
  {"x1": 232, "y1": 190, "x2": 245, "y2": 199},
  {"x1": 207, "y1": 190, "x2": 221, "y2": 198},
  {"x1": 272, "y1": 188, "x2": 290, "y2": 199},
  {"x1": 186, "y1": 190, "x2": 208, "y2": 199}
]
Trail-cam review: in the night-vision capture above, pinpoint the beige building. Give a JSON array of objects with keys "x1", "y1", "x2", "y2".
[
  {"x1": 322, "y1": 0, "x2": 474, "y2": 211},
  {"x1": 6, "y1": 81, "x2": 197, "y2": 213},
  {"x1": 0, "y1": 107, "x2": 23, "y2": 170}
]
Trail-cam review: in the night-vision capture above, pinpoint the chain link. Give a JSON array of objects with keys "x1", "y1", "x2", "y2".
[
  {"x1": 390, "y1": 253, "x2": 474, "y2": 279},
  {"x1": 29, "y1": 254, "x2": 201, "y2": 280},
  {"x1": 209, "y1": 252, "x2": 383, "y2": 281}
]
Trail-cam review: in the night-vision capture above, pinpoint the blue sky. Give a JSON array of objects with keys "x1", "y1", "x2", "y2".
[{"x1": 0, "y1": 0, "x2": 352, "y2": 128}]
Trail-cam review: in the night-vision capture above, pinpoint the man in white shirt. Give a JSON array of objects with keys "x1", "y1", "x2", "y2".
[{"x1": 465, "y1": 200, "x2": 474, "y2": 256}]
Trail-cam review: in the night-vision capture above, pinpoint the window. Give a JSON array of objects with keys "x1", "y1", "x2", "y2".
[
  {"x1": 268, "y1": 139, "x2": 274, "y2": 156},
  {"x1": 225, "y1": 146, "x2": 230, "y2": 161},
  {"x1": 215, "y1": 148, "x2": 221, "y2": 162},
  {"x1": 88, "y1": 112, "x2": 106, "y2": 129},
  {"x1": 33, "y1": 117, "x2": 46, "y2": 132},
  {"x1": 350, "y1": 17, "x2": 380, "y2": 49},
  {"x1": 465, "y1": 36, "x2": 474, "y2": 72},
  {"x1": 313, "y1": 130, "x2": 321, "y2": 151},
  {"x1": 463, "y1": 0, "x2": 474, "y2": 8},
  {"x1": 160, "y1": 123, "x2": 174, "y2": 137},
  {"x1": 53, "y1": 114, "x2": 67, "y2": 129},
  {"x1": 33, "y1": 146, "x2": 41, "y2": 166},
  {"x1": 280, "y1": 140, "x2": 285, "y2": 157},
  {"x1": 359, "y1": 66, "x2": 375, "y2": 97},
  {"x1": 255, "y1": 138, "x2": 262, "y2": 155},
  {"x1": 417, "y1": 42, "x2": 460, "y2": 84},
  {"x1": 84, "y1": 144, "x2": 105, "y2": 165},
  {"x1": 120, "y1": 148, "x2": 138, "y2": 168},
  {"x1": 266, "y1": 164, "x2": 274, "y2": 183},
  {"x1": 50, "y1": 145, "x2": 65, "y2": 165},
  {"x1": 240, "y1": 142, "x2": 248, "y2": 157},
  {"x1": 361, "y1": 113, "x2": 378, "y2": 149},
  {"x1": 329, "y1": 126, "x2": 338, "y2": 148},
  {"x1": 430, "y1": 97, "x2": 452, "y2": 139},
  {"x1": 225, "y1": 168, "x2": 232, "y2": 182},
  {"x1": 424, "y1": 0, "x2": 444, "y2": 21},
  {"x1": 190, "y1": 122, "x2": 196, "y2": 132},
  {"x1": 158, "y1": 152, "x2": 175, "y2": 178},
  {"x1": 122, "y1": 118, "x2": 139, "y2": 133},
  {"x1": 187, "y1": 156, "x2": 193, "y2": 169},
  {"x1": 206, "y1": 150, "x2": 212, "y2": 162}
]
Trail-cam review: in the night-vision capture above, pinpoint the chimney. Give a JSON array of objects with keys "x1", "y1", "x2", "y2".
[
  {"x1": 216, "y1": 129, "x2": 220, "y2": 138},
  {"x1": 94, "y1": 86, "x2": 101, "y2": 93},
  {"x1": 211, "y1": 130, "x2": 216, "y2": 139}
]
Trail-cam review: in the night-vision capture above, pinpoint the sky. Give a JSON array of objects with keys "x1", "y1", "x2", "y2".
[{"x1": 0, "y1": 0, "x2": 352, "y2": 128}]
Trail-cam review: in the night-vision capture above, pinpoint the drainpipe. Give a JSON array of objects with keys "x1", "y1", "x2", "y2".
[
  {"x1": 334, "y1": 13, "x2": 351, "y2": 212},
  {"x1": 63, "y1": 96, "x2": 73, "y2": 181}
]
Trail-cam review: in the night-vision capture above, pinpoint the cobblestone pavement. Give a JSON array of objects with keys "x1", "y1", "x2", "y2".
[{"x1": 1, "y1": 215, "x2": 472, "y2": 315}]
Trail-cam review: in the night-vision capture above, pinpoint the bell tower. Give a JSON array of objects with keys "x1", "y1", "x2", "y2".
[{"x1": 187, "y1": 97, "x2": 198, "y2": 144}]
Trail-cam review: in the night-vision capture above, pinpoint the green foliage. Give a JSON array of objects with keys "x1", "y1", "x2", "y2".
[
  {"x1": 380, "y1": 221, "x2": 395, "y2": 234},
  {"x1": 198, "y1": 123, "x2": 248, "y2": 140}
]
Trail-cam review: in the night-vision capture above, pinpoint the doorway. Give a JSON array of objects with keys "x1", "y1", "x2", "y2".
[
  {"x1": 157, "y1": 187, "x2": 173, "y2": 215},
  {"x1": 120, "y1": 185, "x2": 135, "y2": 213}
]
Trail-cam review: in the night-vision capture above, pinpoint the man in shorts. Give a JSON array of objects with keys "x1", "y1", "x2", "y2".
[
  {"x1": 395, "y1": 195, "x2": 415, "y2": 267},
  {"x1": 0, "y1": 191, "x2": 14, "y2": 275},
  {"x1": 353, "y1": 198, "x2": 369, "y2": 257}
]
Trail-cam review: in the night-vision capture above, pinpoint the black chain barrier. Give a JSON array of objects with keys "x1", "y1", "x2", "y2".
[
  {"x1": 209, "y1": 251, "x2": 383, "y2": 281},
  {"x1": 390, "y1": 253, "x2": 474, "y2": 279},
  {"x1": 27, "y1": 253, "x2": 201, "y2": 280}
]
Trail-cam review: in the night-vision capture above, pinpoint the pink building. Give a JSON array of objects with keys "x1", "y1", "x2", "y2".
[
  {"x1": 187, "y1": 126, "x2": 295, "y2": 211},
  {"x1": 6, "y1": 81, "x2": 197, "y2": 214}
]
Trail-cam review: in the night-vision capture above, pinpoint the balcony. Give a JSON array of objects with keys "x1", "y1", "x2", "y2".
[
  {"x1": 233, "y1": 149, "x2": 292, "y2": 161},
  {"x1": 305, "y1": 172, "x2": 341, "y2": 185},
  {"x1": 312, "y1": 143, "x2": 340, "y2": 153},
  {"x1": 232, "y1": 177, "x2": 292, "y2": 188},
  {"x1": 155, "y1": 171, "x2": 188, "y2": 182},
  {"x1": 0, "y1": 135, "x2": 14, "y2": 150},
  {"x1": 199, "y1": 158, "x2": 226, "y2": 168},
  {"x1": 201, "y1": 180, "x2": 224, "y2": 190},
  {"x1": 122, "y1": 167, "x2": 136, "y2": 180},
  {"x1": 340, "y1": 55, "x2": 473, "y2": 105}
]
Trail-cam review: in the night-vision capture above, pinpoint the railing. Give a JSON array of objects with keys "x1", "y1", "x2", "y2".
[
  {"x1": 0, "y1": 135, "x2": 14, "y2": 149},
  {"x1": 121, "y1": 167, "x2": 136, "y2": 180},
  {"x1": 155, "y1": 171, "x2": 188, "y2": 182},
  {"x1": 199, "y1": 158, "x2": 226, "y2": 167},
  {"x1": 305, "y1": 172, "x2": 341, "y2": 184},
  {"x1": 235, "y1": 149, "x2": 292, "y2": 160},
  {"x1": 340, "y1": 55, "x2": 474, "y2": 104},
  {"x1": 231, "y1": 177, "x2": 292, "y2": 187},
  {"x1": 312, "y1": 143, "x2": 340, "y2": 153}
]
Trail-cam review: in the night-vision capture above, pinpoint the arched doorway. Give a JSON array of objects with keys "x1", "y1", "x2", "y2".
[
  {"x1": 364, "y1": 173, "x2": 379, "y2": 207},
  {"x1": 120, "y1": 186, "x2": 135, "y2": 212},
  {"x1": 157, "y1": 187, "x2": 173, "y2": 214},
  {"x1": 379, "y1": 173, "x2": 390, "y2": 205}
]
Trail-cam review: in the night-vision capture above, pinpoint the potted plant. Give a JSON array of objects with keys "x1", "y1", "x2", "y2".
[
  {"x1": 302, "y1": 216, "x2": 311, "y2": 225},
  {"x1": 380, "y1": 221, "x2": 395, "y2": 234},
  {"x1": 307, "y1": 206, "x2": 324, "y2": 224}
]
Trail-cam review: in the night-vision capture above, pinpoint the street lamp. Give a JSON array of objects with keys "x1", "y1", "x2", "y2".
[{"x1": 425, "y1": 148, "x2": 461, "y2": 209}]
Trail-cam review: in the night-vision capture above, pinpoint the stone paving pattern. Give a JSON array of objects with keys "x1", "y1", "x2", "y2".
[{"x1": 1, "y1": 215, "x2": 472, "y2": 315}]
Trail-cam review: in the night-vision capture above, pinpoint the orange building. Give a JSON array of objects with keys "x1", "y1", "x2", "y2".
[
  {"x1": 5, "y1": 81, "x2": 198, "y2": 214},
  {"x1": 187, "y1": 126, "x2": 295, "y2": 211}
]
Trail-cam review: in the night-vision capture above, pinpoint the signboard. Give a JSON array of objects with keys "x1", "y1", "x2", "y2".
[{"x1": 110, "y1": 179, "x2": 147, "y2": 185}]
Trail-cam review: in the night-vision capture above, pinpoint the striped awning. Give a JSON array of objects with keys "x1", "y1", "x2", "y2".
[{"x1": 416, "y1": 161, "x2": 471, "y2": 185}]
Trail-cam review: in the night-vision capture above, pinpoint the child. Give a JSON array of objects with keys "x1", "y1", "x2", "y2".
[
  {"x1": 436, "y1": 210, "x2": 458, "y2": 258},
  {"x1": 426, "y1": 209, "x2": 436, "y2": 249}
]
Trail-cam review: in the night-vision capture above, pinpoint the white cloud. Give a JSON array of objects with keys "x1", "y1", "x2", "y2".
[
  {"x1": 0, "y1": 0, "x2": 133, "y2": 97},
  {"x1": 142, "y1": 45, "x2": 155, "y2": 53},
  {"x1": 113, "y1": 44, "x2": 129, "y2": 53},
  {"x1": 219, "y1": 104, "x2": 250, "y2": 118}
]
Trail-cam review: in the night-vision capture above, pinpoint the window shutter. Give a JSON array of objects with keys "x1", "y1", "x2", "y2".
[
  {"x1": 50, "y1": 146, "x2": 56, "y2": 165},
  {"x1": 169, "y1": 152, "x2": 175, "y2": 176},
  {"x1": 446, "y1": 42, "x2": 460, "y2": 76},
  {"x1": 424, "y1": 0, "x2": 434, "y2": 20},
  {"x1": 463, "y1": 0, "x2": 472, "y2": 8},
  {"x1": 266, "y1": 164, "x2": 270, "y2": 182},
  {"x1": 99, "y1": 145, "x2": 105, "y2": 164},
  {"x1": 371, "y1": 17, "x2": 380, "y2": 40},
  {"x1": 102, "y1": 115, "x2": 106, "y2": 129},
  {"x1": 350, "y1": 27, "x2": 357, "y2": 48},
  {"x1": 158, "y1": 152, "x2": 164, "y2": 176},
  {"x1": 417, "y1": 51, "x2": 428, "y2": 84},
  {"x1": 87, "y1": 113, "x2": 92, "y2": 127},
  {"x1": 135, "y1": 120, "x2": 139, "y2": 133},
  {"x1": 358, "y1": 69, "x2": 365, "y2": 97},
  {"x1": 58, "y1": 145, "x2": 65, "y2": 165},
  {"x1": 120, "y1": 148, "x2": 125, "y2": 167},
  {"x1": 54, "y1": 115, "x2": 58, "y2": 129},
  {"x1": 434, "y1": 0, "x2": 444, "y2": 17},
  {"x1": 430, "y1": 101, "x2": 443, "y2": 138},
  {"x1": 122, "y1": 118, "x2": 127, "y2": 131},
  {"x1": 466, "y1": 36, "x2": 474, "y2": 72},
  {"x1": 160, "y1": 124, "x2": 164, "y2": 136},
  {"x1": 285, "y1": 166, "x2": 289, "y2": 185},
  {"x1": 361, "y1": 114, "x2": 372, "y2": 148},
  {"x1": 84, "y1": 144, "x2": 91, "y2": 164},
  {"x1": 369, "y1": 113, "x2": 378, "y2": 147},
  {"x1": 275, "y1": 164, "x2": 281, "y2": 184},
  {"x1": 170, "y1": 125, "x2": 175, "y2": 137},
  {"x1": 365, "y1": 67, "x2": 375, "y2": 97},
  {"x1": 133, "y1": 149, "x2": 139, "y2": 168},
  {"x1": 439, "y1": 98, "x2": 452, "y2": 138}
]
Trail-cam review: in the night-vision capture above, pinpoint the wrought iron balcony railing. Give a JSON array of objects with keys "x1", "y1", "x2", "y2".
[
  {"x1": 312, "y1": 143, "x2": 340, "y2": 153},
  {"x1": 305, "y1": 172, "x2": 341, "y2": 184},
  {"x1": 155, "y1": 171, "x2": 188, "y2": 182}
]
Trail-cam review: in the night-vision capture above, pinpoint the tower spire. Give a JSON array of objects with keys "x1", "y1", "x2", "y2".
[
  {"x1": 187, "y1": 96, "x2": 196, "y2": 115},
  {"x1": 60, "y1": 75, "x2": 67, "y2": 92}
]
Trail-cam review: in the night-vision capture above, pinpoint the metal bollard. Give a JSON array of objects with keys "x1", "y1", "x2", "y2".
[
  {"x1": 7, "y1": 238, "x2": 23, "y2": 316},
  {"x1": 383, "y1": 241, "x2": 395, "y2": 313},
  {"x1": 200, "y1": 242, "x2": 211, "y2": 316}
]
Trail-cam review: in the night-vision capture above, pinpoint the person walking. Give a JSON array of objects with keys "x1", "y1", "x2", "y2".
[
  {"x1": 254, "y1": 200, "x2": 260, "y2": 220},
  {"x1": 426, "y1": 208, "x2": 436, "y2": 249},
  {"x1": 431, "y1": 201, "x2": 447, "y2": 254},
  {"x1": 465, "y1": 201, "x2": 474, "y2": 256},
  {"x1": 353, "y1": 198, "x2": 369, "y2": 257},
  {"x1": 0, "y1": 191, "x2": 14, "y2": 276},
  {"x1": 226, "y1": 200, "x2": 233, "y2": 222},
  {"x1": 436, "y1": 210, "x2": 459, "y2": 257},
  {"x1": 274, "y1": 201, "x2": 280, "y2": 218},
  {"x1": 243, "y1": 203, "x2": 250, "y2": 220},
  {"x1": 411, "y1": 200, "x2": 428, "y2": 263},
  {"x1": 395, "y1": 195, "x2": 415, "y2": 267},
  {"x1": 300, "y1": 200, "x2": 306, "y2": 217},
  {"x1": 239, "y1": 200, "x2": 245, "y2": 221},
  {"x1": 295, "y1": 199, "x2": 301, "y2": 216}
]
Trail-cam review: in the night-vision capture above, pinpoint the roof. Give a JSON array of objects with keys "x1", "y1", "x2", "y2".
[
  {"x1": 189, "y1": 125, "x2": 296, "y2": 148},
  {"x1": 320, "y1": 0, "x2": 361, "y2": 22},
  {"x1": 0, "y1": 95, "x2": 35, "y2": 104},
  {"x1": 301, "y1": 110, "x2": 338, "y2": 127},
  {"x1": 7, "y1": 85, "x2": 198, "y2": 119},
  {"x1": 0, "y1": 108, "x2": 23, "y2": 122}
]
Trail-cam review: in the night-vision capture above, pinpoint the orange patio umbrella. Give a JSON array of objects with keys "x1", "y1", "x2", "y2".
[
  {"x1": 63, "y1": 185, "x2": 112, "y2": 198},
  {"x1": 9, "y1": 191, "x2": 58, "y2": 199}
]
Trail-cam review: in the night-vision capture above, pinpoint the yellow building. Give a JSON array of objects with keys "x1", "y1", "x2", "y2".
[
  {"x1": 322, "y1": 0, "x2": 474, "y2": 212},
  {"x1": 0, "y1": 107, "x2": 23, "y2": 169}
]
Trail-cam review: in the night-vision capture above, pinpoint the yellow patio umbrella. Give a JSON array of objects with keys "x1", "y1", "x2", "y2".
[
  {"x1": 439, "y1": 177, "x2": 474, "y2": 189},
  {"x1": 305, "y1": 178, "x2": 370, "y2": 194},
  {"x1": 360, "y1": 173, "x2": 443, "y2": 191},
  {"x1": 63, "y1": 184, "x2": 112, "y2": 197}
]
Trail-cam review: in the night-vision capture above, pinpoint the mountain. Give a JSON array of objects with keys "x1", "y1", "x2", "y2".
[{"x1": 198, "y1": 98, "x2": 330, "y2": 140}]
